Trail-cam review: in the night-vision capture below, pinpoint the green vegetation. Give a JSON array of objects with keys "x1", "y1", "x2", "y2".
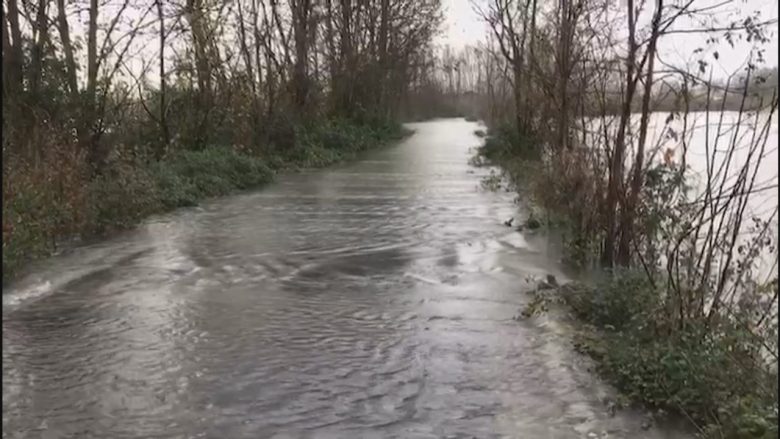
[
  {"x1": 477, "y1": 123, "x2": 540, "y2": 163},
  {"x1": 2, "y1": 119, "x2": 406, "y2": 283},
  {"x1": 478, "y1": 120, "x2": 778, "y2": 437},
  {"x1": 473, "y1": 123, "x2": 542, "y2": 209},
  {"x1": 551, "y1": 273, "x2": 778, "y2": 439}
]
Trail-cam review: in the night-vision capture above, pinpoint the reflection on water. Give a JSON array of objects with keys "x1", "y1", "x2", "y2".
[{"x1": 3, "y1": 119, "x2": 693, "y2": 438}]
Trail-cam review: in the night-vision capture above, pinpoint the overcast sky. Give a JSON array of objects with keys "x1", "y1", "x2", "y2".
[{"x1": 439, "y1": 0, "x2": 779, "y2": 77}]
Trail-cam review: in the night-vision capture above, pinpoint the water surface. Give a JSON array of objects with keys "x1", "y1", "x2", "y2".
[{"x1": 3, "y1": 119, "x2": 692, "y2": 438}]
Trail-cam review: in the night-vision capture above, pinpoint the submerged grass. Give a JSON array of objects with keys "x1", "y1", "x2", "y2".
[{"x1": 2, "y1": 119, "x2": 408, "y2": 282}]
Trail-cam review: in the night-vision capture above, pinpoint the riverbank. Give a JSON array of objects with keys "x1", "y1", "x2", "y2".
[
  {"x1": 521, "y1": 274, "x2": 778, "y2": 439},
  {"x1": 2, "y1": 118, "x2": 409, "y2": 284},
  {"x1": 476, "y1": 123, "x2": 779, "y2": 439}
]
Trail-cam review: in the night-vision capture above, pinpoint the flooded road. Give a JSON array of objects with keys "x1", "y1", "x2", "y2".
[{"x1": 3, "y1": 119, "x2": 692, "y2": 438}]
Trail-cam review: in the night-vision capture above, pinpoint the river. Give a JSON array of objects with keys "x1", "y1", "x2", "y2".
[{"x1": 2, "y1": 119, "x2": 692, "y2": 438}]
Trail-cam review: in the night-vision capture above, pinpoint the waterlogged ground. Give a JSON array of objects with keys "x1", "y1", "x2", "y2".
[{"x1": 3, "y1": 119, "x2": 693, "y2": 438}]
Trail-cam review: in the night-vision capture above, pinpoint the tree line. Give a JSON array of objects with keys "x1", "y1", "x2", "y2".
[{"x1": 2, "y1": 0, "x2": 442, "y2": 169}]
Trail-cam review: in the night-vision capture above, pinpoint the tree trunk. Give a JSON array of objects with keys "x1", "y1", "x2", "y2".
[
  {"x1": 185, "y1": 0, "x2": 211, "y2": 100},
  {"x1": 513, "y1": 61, "x2": 524, "y2": 140},
  {"x1": 3, "y1": 4, "x2": 14, "y2": 98},
  {"x1": 83, "y1": 0, "x2": 101, "y2": 169},
  {"x1": 556, "y1": 0, "x2": 573, "y2": 151},
  {"x1": 56, "y1": 0, "x2": 78, "y2": 102},
  {"x1": 616, "y1": 0, "x2": 664, "y2": 265},
  {"x1": 291, "y1": 0, "x2": 312, "y2": 112},
  {"x1": 602, "y1": 0, "x2": 638, "y2": 268},
  {"x1": 4, "y1": 0, "x2": 24, "y2": 94},
  {"x1": 156, "y1": 0, "x2": 169, "y2": 156},
  {"x1": 237, "y1": 0, "x2": 256, "y2": 96},
  {"x1": 524, "y1": 0, "x2": 538, "y2": 126},
  {"x1": 337, "y1": 0, "x2": 353, "y2": 114},
  {"x1": 29, "y1": 0, "x2": 50, "y2": 100},
  {"x1": 87, "y1": 0, "x2": 98, "y2": 102},
  {"x1": 250, "y1": 0, "x2": 264, "y2": 131},
  {"x1": 377, "y1": 0, "x2": 389, "y2": 117}
]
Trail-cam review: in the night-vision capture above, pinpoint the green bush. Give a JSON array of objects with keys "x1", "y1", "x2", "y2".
[
  {"x1": 151, "y1": 146, "x2": 273, "y2": 208},
  {"x1": 87, "y1": 161, "x2": 161, "y2": 231},
  {"x1": 478, "y1": 123, "x2": 540, "y2": 162},
  {"x1": 284, "y1": 143, "x2": 344, "y2": 168},
  {"x1": 563, "y1": 270, "x2": 659, "y2": 331},
  {"x1": 282, "y1": 117, "x2": 406, "y2": 168},
  {"x1": 471, "y1": 123, "x2": 540, "y2": 199},
  {"x1": 315, "y1": 117, "x2": 402, "y2": 150},
  {"x1": 149, "y1": 164, "x2": 199, "y2": 208},
  {"x1": 2, "y1": 148, "x2": 89, "y2": 280},
  {"x1": 598, "y1": 323, "x2": 777, "y2": 438},
  {"x1": 561, "y1": 272, "x2": 778, "y2": 438},
  {"x1": 2, "y1": 186, "x2": 59, "y2": 276}
]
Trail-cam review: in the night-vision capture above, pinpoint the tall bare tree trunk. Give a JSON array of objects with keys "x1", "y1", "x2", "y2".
[
  {"x1": 616, "y1": 0, "x2": 663, "y2": 265},
  {"x1": 524, "y1": 0, "x2": 538, "y2": 126},
  {"x1": 513, "y1": 60, "x2": 524, "y2": 139},
  {"x1": 4, "y1": 0, "x2": 24, "y2": 94},
  {"x1": 291, "y1": 0, "x2": 312, "y2": 112},
  {"x1": 56, "y1": 0, "x2": 78, "y2": 102},
  {"x1": 236, "y1": 0, "x2": 256, "y2": 102},
  {"x1": 377, "y1": 0, "x2": 389, "y2": 117},
  {"x1": 185, "y1": 0, "x2": 211, "y2": 99},
  {"x1": 156, "y1": 0, "x2": 169, "y2": 156},
  {"x1": 82, "y1": 0, "x2": 101, "y2": 169},
  {"x1": 251, "y1": 0, "x2": 263, "y2": 89},
  {"x1": 29, "y1": 0, "x2": 49, "y2": 100},
  {"x1": 324, "y1": 0, "x2": 338, "y2": 115},
  {"x1": 555, "y1": 0, "x2": 575, "y2": 151},
  {"x1": 602, "y1": 0, "x2": 638, "y2": 267},
  {"x1": 338, "y1": 0, "x2": 353, "y2": 114},
  {"x1": 2, "y1": 4, "x2": 12, "y2": 96},
  {"x1": 87, "y1": 0, "x2": 98, "y2": 103},
  {"x1": 250, "y1": 0, "x2": 264, "y2": 130},
  {"x1": 183, "y1": 0, "x2": 213, "y2": 147}
]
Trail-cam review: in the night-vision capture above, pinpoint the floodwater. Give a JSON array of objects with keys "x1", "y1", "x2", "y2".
[
  {"x1": 584, "y1": 110, "x2": 778, "y2": 278},
  {"x1": 2, "y1": 119, "x2": 693, "y2": 438}
]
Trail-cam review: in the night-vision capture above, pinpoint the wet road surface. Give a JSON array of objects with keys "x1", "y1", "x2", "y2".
[{"x1": 3, "y1": 119, "x2": 693, "y2": 438}]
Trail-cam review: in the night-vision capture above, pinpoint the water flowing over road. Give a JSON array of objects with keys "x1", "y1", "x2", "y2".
[{"x1": 3, "y1": 119, "x2": 692, "y2": 438}]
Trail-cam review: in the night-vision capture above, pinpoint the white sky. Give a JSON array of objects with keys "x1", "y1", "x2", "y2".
[
  {"x1": 439, "y1": 0, "x2": 779, "y2": 77},
  {"x1": 59, "y1": 0, "x2": 778, "y2": 87}
]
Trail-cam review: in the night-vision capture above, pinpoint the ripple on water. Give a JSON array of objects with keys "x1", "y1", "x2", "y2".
[{"x1": 3, "y1": 119, "x2": 694, "y2": 439}]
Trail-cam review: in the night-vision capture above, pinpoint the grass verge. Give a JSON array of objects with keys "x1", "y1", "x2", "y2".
[{"x1": 524, "y1": 272, "x2": 778, "y2": 439}]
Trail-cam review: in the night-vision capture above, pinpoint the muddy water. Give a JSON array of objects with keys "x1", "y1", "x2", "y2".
[{"x1": 2, "y1": 119, "x2": 692, "y2": 438}]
